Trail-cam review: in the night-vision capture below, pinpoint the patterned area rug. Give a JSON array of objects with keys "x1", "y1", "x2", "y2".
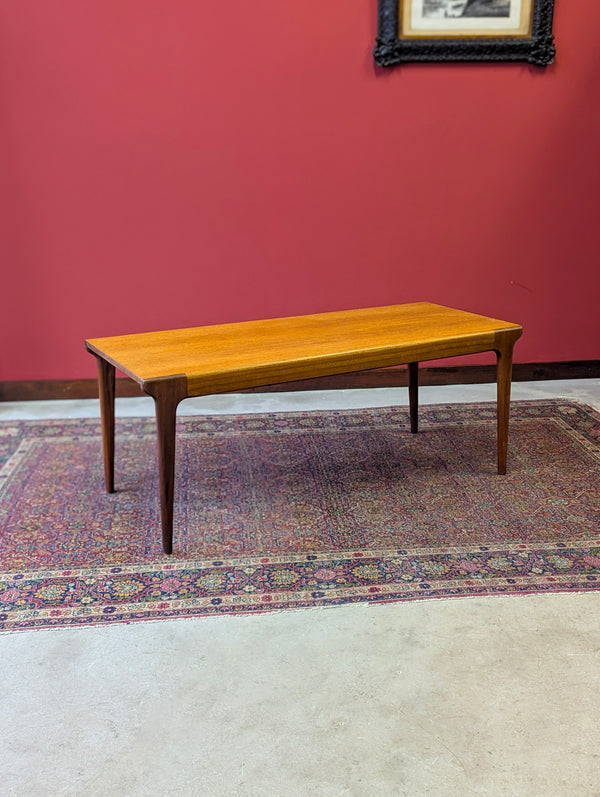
[{"x1": 1, "y1": 400, "x2": 599, "y2": 632}]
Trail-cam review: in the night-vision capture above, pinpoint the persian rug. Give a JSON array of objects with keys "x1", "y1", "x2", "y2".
[{"x1": 1, "y1": 400, "x2": 599, "y2": 632}]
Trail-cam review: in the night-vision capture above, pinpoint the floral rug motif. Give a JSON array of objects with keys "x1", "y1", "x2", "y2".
[{"x1": 1, "y1": 400, "x2": 599, "y2": 632}]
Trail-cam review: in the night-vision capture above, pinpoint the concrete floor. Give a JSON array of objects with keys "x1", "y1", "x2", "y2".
[{"x1": 1, "y1": 380, "x2": 600, "y2": 796}]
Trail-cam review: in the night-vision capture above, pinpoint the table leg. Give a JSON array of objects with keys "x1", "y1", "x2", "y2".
[
  {"x1": 143, "y1": 376, "x2": 188, "y2": 555},
  {"x1": 408, "y1": 362, "x2": 419, "y2": 433},
  {"x1": 96, "y1": 356, "x2": 115, "y2": 493},
  {"x1": 495, "y1": 332, "x2": 520, "y2": 475}
]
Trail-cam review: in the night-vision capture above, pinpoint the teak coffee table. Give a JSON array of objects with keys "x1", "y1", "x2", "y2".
[{"x1": 85, "y1": 303, "x2": 522, "y2": 554}]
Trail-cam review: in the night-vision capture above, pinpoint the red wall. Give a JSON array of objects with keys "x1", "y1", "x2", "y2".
[{"x1": 1, "y1": 1, "x2": 599, "y2": 381}]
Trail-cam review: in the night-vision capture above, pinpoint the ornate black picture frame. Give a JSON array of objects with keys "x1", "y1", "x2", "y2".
[{"x1": 374, "y1": 0, "x2": 556, "y2": 67}]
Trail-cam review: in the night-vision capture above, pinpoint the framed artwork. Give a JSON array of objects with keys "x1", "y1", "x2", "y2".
[{"x1": 374, "y1": 0, "x2": 556, "y2": 67}]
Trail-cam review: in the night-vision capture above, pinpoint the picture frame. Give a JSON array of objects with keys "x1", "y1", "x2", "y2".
[{"x1": 374, "y1": 0, "x2": 556, "y2": 67}]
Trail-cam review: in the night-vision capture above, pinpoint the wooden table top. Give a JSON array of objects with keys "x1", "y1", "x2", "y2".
[{"x1": 85, "y1": 302, "x2": 522, "y2": 396}]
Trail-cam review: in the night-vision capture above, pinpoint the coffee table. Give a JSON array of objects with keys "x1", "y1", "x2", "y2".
[{"x1": 85, "y1": 302, "x2": 522, "y2": 554}]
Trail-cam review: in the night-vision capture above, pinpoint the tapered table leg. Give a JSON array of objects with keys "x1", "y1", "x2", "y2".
[
  {"x1": 495, "y1": 331, "x2": 520, "y2": 475},
  {"x1": 143, "y1": 376, "x2": 188, "y2": 555},
  {"x1": 408, "y1": 362, "x2": 419, "y2": 434},
  {"x1": 96, "y1": 356, "x2": 116, "y2": 493}
]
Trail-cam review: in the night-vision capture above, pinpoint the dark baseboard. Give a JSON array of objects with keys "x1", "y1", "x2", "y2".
[{"x1": 1, "y1": 361, "x2": 599, "y2": 402}]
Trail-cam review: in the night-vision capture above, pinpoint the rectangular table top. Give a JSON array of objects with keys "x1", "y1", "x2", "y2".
[{"x1": 85, "y1": 302, "x2": 522, "y2": 396}]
